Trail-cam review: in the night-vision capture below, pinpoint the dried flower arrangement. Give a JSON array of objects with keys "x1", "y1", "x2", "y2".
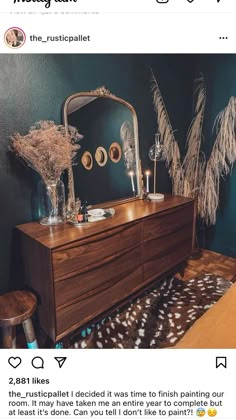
[
  {"x1": 10, "y1": 120, "x2": 83, "y2": 223},
  {"x1": 10, "y1": 120, "x2": 82, "y2": 185},
  {"x1": 151, "y1": 72, "x2": 236, "y2": 226}
]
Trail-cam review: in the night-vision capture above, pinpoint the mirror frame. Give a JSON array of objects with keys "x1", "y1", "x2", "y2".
[{"x1": 63, "y1": 86, "x2": 143, "y2": 209}]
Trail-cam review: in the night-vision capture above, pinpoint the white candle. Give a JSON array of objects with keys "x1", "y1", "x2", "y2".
[
  {"x1": 145, "y1": 171, "x2": 150, "y2": 193},
  {"x1": 129, "y1": 171, "x2": 135, "y2": 193}
]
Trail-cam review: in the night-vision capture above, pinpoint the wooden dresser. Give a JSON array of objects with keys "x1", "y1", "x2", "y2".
[{"x1": 16, "y1": 195, "x2": 195, "y2": 343}]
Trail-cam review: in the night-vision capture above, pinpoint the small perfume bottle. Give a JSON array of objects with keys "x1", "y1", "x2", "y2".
[
  {"x1": 77, "y1": 203, "x2": 84, "y2": 223},
  {"x1": 81, "y1": 202, "x2": 89, "y2": 223},
  {"x1": 75, "y1": 198, "x2": 83, "y2": 223}
]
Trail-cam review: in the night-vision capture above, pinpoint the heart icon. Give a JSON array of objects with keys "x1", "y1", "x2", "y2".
[{"x1": 8, "y1": 357, "x2": 22, "y2": 369}]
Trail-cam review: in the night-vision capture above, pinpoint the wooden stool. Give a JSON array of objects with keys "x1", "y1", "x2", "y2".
[{"x1": 0, "y1": 290, "x2": 38, "y2": 349}]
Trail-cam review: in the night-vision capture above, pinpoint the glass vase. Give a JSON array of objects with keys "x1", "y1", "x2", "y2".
[{"x1": 38, "y1": 179, "x2": 65, "y2": 226}]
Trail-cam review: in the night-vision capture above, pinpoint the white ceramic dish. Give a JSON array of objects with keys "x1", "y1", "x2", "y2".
[
  {"x1": 148, "y1": 193, "x2": 164, "y2": 201},
  {"x1": 88, "y1": 208, "x2": 105, "y2": 217}
]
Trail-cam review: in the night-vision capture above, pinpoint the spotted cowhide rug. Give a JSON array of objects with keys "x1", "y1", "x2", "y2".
[{"x1": 73, "y1": 273, "x2": 232, "y2": 349}]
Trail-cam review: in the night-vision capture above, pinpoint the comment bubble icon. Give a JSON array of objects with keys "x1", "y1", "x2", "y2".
[{"x1": 31, "y1": 356, "x2": 44, "y2": 369}]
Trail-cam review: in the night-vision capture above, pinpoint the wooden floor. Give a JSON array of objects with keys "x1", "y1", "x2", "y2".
[{"x1": 180, "y1": 249, "x2": 236, "y2": 282}]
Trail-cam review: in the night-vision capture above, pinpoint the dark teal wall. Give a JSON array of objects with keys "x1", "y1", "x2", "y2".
[
  {"x1": 193, "y1": 55, "x2": 236, "y2": 257},
  {"x1": 0, "y1": 54, "x2": 234, "y2": 294}
]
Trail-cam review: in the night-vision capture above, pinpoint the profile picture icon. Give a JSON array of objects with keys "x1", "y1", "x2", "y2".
[{"x1": 4, "y1": 27, "x2": 26, "y2": 49}]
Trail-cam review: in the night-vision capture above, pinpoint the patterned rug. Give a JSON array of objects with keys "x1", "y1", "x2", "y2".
[{"x1": 73, "y1": 273, "x2": 232, "y2": 349}]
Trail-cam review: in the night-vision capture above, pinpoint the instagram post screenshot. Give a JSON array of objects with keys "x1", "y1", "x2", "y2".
[{"x1": 0, "y1": 0, "x2": 236, "y2": 419}]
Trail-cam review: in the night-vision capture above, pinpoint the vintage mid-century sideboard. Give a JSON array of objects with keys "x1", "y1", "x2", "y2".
[{"x1": 16, "y1": 195, "x2": 195, "y2": 344}]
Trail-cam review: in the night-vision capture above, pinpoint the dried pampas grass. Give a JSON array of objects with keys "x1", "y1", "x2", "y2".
[
  {"x1": 151, "y1": 70, "x2": 236, "y2": 226},
  {"x1": 151, "y1": 70, "x2": 185, "y2": 195},
  {"x1": 120, "y1": 121, "x2": 136, "y2": 173},
  {"x1": 183, "y1": 75, "x2": 206, "y2": 199},
  {"x1": 198, "y1": 97, "x2": 236, "y2": 225},
  {"x1": 10, "y1": 120, "x2": 82, "y2": 185}
]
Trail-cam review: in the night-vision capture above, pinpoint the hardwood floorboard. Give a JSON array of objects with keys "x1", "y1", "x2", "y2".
[{"x1": 180, "y1": 249, "x2": 236, "y2": 282}]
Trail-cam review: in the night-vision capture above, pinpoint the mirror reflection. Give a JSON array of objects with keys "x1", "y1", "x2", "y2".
[{"x1": 64, "y1": 88, "x2": 141, "y2": 206}]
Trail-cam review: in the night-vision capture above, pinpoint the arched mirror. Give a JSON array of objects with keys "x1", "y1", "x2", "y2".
[{"x1": 63, "y1": 87, "x2": 142, "y2": 208}]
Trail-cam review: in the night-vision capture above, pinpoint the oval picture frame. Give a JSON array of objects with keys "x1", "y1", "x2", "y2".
[
  {"x1": 81, "y1": 151, "x2": 93, "y2": 170},
  {"x1": 95, "y1": 146, "x2": 108, "y2": 167},
  {"x1": 109, "y1": 142, "x2": 122, "y2": 163}
]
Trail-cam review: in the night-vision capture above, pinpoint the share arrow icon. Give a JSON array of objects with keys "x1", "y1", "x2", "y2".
[{"x1": 54, "y1": 357, "x2": 67, "y2": 368}]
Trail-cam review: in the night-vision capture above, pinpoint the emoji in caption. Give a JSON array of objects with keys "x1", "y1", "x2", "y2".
[
  {"x1": 207, "y1": 408, "x2": 217, "y2": 417},
  {"x1": 196, "y1": 408, "x2": 206, "y2": 417}
]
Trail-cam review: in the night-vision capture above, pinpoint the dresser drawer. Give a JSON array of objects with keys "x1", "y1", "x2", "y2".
[
  {"x1": 55, "y1": 245, "x2": 143, "y2": 338},
  {"x1": 52, "y1": 222, "x2": 142, "y2": 280},
  {"x1": 143, "y1": 225, "x2": 193, "y2": 281},
  {"x1": 143, "y1": 202, "x2": 194, "y2": 241}
]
